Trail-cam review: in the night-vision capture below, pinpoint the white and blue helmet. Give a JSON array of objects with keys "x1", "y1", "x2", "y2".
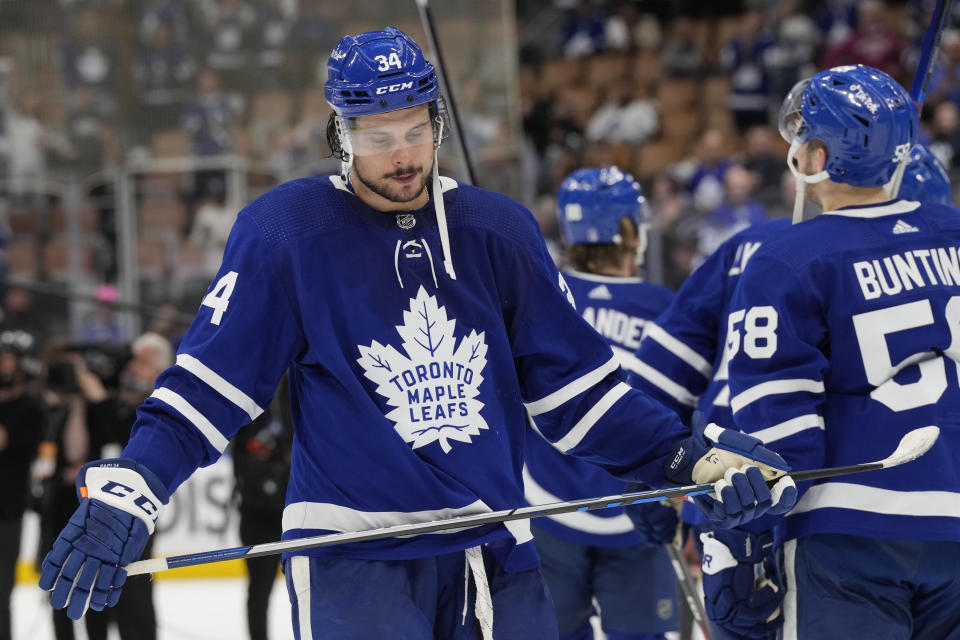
[
  {"x1": 557, "y1": 166, "x2": 647, "y2": 245},
  {"x1": 779, "y1": 65, "x2": 918, "y2": 188},
  {"x1": 898, "y1": 143, "x2": 953, "y2": 206}
]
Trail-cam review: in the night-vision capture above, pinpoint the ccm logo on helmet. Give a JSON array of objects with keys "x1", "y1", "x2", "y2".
[{"x1": 376, "y1": 81, "x2": 414, "y2": 95}]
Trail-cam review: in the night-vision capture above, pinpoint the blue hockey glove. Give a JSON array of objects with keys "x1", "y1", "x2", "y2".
[
  {"x1": 625, "y1": 493, "x2": 679, "y2": 545},
  {"x1": 700, "y1": 527, "x2": 784, "y2": 639},
  {"x1": 39, "y1": 459, "x2": 169, "y2": 620},
  {"x1": 665, "y1": 420, "x2": 797, "y2": 529}
]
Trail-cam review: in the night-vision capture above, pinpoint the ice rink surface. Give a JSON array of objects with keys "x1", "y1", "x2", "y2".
[{"x1": 12, "y1": 578, "x2": 295, "y2": 640}]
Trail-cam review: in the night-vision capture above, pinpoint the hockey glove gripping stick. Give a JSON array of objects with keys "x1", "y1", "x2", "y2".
[
  {"x1": 124, "y1": 426, "x2": 939, "y2": 577},
  {"x1": 39, "y1": 459, "x2": 169, "y2": 620}
]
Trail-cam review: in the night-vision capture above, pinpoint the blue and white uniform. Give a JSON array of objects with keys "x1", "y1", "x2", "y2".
[
  {"x1": 123, "y1": 176, "x2": 690, "y2": 565},
  {"x1": 630, "y1": 218, "x2": 791, "y2": 430},
  {"x1": 524, "y1": 269, "x2": 674, "y2": 548}
]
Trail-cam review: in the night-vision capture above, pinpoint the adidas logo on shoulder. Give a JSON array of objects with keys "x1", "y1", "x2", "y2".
[
  {"x1": 892, "y1": 219, "x2": 919, "y2": 234},
  {"x1": 588, "y1": 285, "x2": 613, "y2": 300}
]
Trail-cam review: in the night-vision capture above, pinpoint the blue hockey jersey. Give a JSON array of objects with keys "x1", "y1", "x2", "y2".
[
  {"x1": 727, "y1": 201, "x2": 960, "y2": 543},
  {"x1": 631, "y1": 219, "x2": 791, "y2": 429},
  {"x1": 524, "y1": 270, "x2": 674, "y2": 547},
  {"x1": 122, "y1": 175, "x2": 690, "y2": 569}
]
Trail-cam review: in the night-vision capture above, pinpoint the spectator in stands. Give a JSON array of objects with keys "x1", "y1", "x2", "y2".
[
  {"x1": 201, "y1": 0, "x2": 257, "y2": 90},
  {"x1": 649, "y1": 171, "x2": 698, "y2": 289},
  {"x1": 69, "y1": 335, "x2": 169, "y2": 640},
  {"x1": 255, "y1": 0, "x2": 296, "y2": 86},
  {"x1": 767, "y1": 0, "x2": 821, "y2": 99},
  {"x1": 603, "y1": 1, "x2": 640, "y2": 51},
  {"x1": 560, "y1": 0, "x2": 607, "y2": 58},
  {"x1": 188, "y1": 180, "x2": 236, "y2": 278},
  {"x1": 767, "y1": 168, "x2": 820, "y2": 221},
  {"x1": 138, "y1": 0, "x2": 190, "y2": 48},
  {"x1": 821, "y1": 0, "x2": 903, "y2": 80},
  {"x1": 926, "y1": 100, "x2": 960, "y2": 171},
  {"x1": 232, "y1": 374, "x2": 292, "y2": 640},
  {"x1": 814, "y1": 0, "x2": 860, "y2": 48},
  {"x1": 584, "y1": 78, "x2": 659, "y2": 145},
  {"x1": 0, "y1": 335, "x2": 44, "y2": 640},
  {"x1": 927, "y1": 29, "x2": 960, "y2": 108},
  {"x1": 685, "y1": 127, "x2": 732, "y2": 213},
  {"x1": 660, "y1": 16, "x2": 704, "y2": 78},
  {"x1": 720, "y1": 9, "x2": 776, "y2": 132},
  {"x1": 741, "y1": 124, "x2": 783, "y2": 208},
  {"x1": 134, "y1": 21, "x2": 195, "y2": 135},
  {"x1": 697, "y1": 164, "x2": 768, "y2": 259},
  {"x1": 78, "y1": 284, "x2": 127, "y2": 345},
  {"x1": 182, "y1": 68, "x2": 235, "y2": 202},
  {"x1": 6, "y1": 92, "x2": 52, "y2": 206},
  {"x1": 59, "y1": 9, "x2": 116, "y2": 115},
  {"x1": 58, "y1": 87, "x2": 114, "y2": 175}
]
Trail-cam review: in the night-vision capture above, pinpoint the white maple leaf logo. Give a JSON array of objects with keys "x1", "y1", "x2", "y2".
[{"x1": 357, "y1": 286, "x2": 489, "y2": 453}]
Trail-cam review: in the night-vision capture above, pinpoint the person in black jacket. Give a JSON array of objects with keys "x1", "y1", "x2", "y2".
[
  {"x1": 232, "y1": 374, "x2": 292, "y2": 640},
  {"x1": 0, "y1": 333, "x2": 45, "y2": 640}
]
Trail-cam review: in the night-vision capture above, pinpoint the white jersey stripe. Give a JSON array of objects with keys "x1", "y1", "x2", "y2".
[
  {"x1": 290, "y1": 556, "x2": 312, "y2": 639},
  {"x1": 525, "y1": 356, "x2": 619, "y2": 416},
  {"x1": 643, "y1": 324, "x2": 713, "y2": 377},
  {"x1": 522, "y1": 466, "x2": 635, "y2": 535},
  {"x1": 176, "y1": 353, "x2": 263, "y2": 421},
  {"x1": 150, "y1": 388, "x2": 230, "y2": 453},
  {"x1": 782, "y1": 539, "x2": 798, "y2": 640},
  {"x1": 730, "y1": 378, "x2": 824, "y2": 414},
  {"x1": 790, "y1": 482, "x2": 960, "y2": 518},
  {"x1": 554, "y1": 382, "x2": 631, "y2": 453},
  {"x1": 282, "y1": 499, "x2": 497, "y2": 538},
  {"x1": 623, "y1": 354, "x2": 698, "y2": 407},
  {"x1": 751, "y1": 414, "x2": 825, "y2": 444}
]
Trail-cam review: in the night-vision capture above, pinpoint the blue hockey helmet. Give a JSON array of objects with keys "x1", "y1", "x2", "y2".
[
  {"x1": 898, "y1": 144, "x2": 954, "y2": 206},
  {"x1": 778, "y1": 65, "x2": 917, "y2": 187},
  {"x1": 325, "y1": 26, "x2": 439, "y2": 118},
  {"x1": 557, "y1": 167, "x2": 646, "y2": 245}
]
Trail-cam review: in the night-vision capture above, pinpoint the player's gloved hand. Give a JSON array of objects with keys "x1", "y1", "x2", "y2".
[
  {"x1": 700, "y1": 526, "x2": 784, "y2": 639},
  {"x1": 665, "y1": 418, "x2": 797, "y2": 528},
  {"x1": 39, "y1": 459, "x2": 168, "y2": 620},
  {"x1": 624, "y1": 493, "x2": 679, "y2": 545}
]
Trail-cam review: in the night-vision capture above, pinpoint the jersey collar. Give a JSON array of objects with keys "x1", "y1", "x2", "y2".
[
  {"x1": 564, "y1": 268, "x2": 645, "y2": 284},
  {"x1": 822, "y1": 199, "x2": 920, "y2": 219}
]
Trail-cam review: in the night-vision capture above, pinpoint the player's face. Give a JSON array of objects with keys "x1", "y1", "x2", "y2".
[{"x1": 350, "y1": 106, "x2": 434, "y2": 210}]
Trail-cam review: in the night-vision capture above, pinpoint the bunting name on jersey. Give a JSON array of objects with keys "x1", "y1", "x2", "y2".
[{"x1": 853, "y1": 246, "x2": 960, "y2": 300}]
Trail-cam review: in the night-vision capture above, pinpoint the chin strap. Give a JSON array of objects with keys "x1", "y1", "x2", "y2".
[
  {"x1": 431, "y1": 116, "x2": 456, "y2": 280},
  {"x1": 787, "y1": 140, "x2": 829, "y2": 224}
]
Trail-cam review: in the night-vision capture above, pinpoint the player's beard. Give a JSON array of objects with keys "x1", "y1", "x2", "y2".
[{"x1": 353, "y1": 162, "x2": 429, "y2": 204}]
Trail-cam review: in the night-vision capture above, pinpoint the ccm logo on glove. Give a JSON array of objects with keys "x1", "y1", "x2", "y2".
[{"x1": 82, "y1": 466, "x2": 165, "y2": 533}]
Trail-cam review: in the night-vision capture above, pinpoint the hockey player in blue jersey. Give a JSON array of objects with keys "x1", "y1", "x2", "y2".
[
  {"x1": 711, "y1": 64, "x2": 960, "y2": 639},
  {"x1": 634, "y1": 135, "x2": 954, "y2": 639},
  {"x1": 37, "y1": 27, "x2": 798, "y2": 639},
  {"x1": 524, "y1": 167, "x2": 680, "y2": 640}
]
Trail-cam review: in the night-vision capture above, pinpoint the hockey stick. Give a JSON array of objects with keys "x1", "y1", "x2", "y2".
[
  {"x1": 414, "y1": 0, "x2": 477, "y2": 185},
  {"x1": 665, "y1": 542, "x2": 711, "y2": 640},
  {"x1": 889, "y1": 0, "x2": 955, "y2": 196},
  {"x1": 125, "y1": 426, "x2": 939, "y2": 576}
]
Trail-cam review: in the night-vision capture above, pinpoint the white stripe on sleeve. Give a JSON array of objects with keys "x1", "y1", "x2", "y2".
[
  {"x1": 750, "y1": 414, "x2": 825, "y2": 444},
  {"x1": 730, "y1": 378, "x2": 825, "y2": 414},
  {"x1": 151, "y1": 387, "x2": 230, "y2": 452},
  {"x1": 643, "y1": 324, "x2": 713, "y2": 377},
  {"x1": 625, "y1": 355, "x2": 698, "y2": 407},
  {"x1": 525, "y1": 356, "x2": 620, "y2": 416},
  {"x1": 554, "y1": 382, "x2": 631, "y2": 452},
  {"x1": 176, "y1": 353, "x2": 263, "y2": 421}
]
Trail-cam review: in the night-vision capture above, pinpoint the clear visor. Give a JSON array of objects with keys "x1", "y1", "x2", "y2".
[
  {"x1": 778, "y1": 78, "x2": 811, "y2": 144},
  {"x1": 339, "y1": 100, "x2": 448, "y2": 157}
]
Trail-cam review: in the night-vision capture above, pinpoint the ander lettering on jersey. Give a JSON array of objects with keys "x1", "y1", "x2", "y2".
[{"x1": 581, "y1": 306, "x2": 647, "y2": 350}]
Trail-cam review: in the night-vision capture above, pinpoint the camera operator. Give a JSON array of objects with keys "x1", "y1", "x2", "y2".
[
  {"x1": 232, "y1": 374, "x2": 292, "y2": 640},
  {"x1": 72, "y1": 332, "x2": 172, "y2": 640},
  {"x1": 0, "y1": 332, "x2": 45, "y2": 640}
]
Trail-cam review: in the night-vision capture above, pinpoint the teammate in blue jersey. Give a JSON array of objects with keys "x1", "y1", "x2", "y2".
[
  {"x1": 714, "y1": 64, "x2": 960, "y2": 640},
  {"x1": 634, "y1": 135, "x2": 954, "y2": 639},
  {"x1": 37, "y1": 27, "x2": 798, "y2": 639},
  {"x1": 524, "y1": 167, "x2": 680, "y2": 640}
]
